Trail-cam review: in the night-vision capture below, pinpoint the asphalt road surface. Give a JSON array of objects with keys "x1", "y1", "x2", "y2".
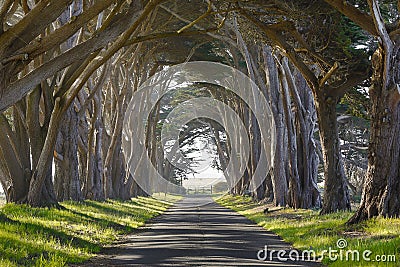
[{"x1": 77, "y1": 196, "x2": 322, "y2": 266}]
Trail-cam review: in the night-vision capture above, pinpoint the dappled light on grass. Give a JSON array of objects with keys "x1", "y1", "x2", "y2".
[
  {"x1": 216, "y1": 195, "x2": 400, "y2": 267},
  {"x1": 152, "y1": 193, "x2": 183, "y2": 203},
  {"x1": 0, "y1": 196, "x2": 179, "y2": 266}
]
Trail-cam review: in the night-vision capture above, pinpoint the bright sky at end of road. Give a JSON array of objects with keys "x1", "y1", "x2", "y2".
[
  {"x1": 191, "y1": 166, "x2": 223, "y2": 179},
  {"x1": 183, "y1": 166, "x2": 225, "y2": 188}
]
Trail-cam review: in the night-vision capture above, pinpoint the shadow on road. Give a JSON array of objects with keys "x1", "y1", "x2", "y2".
[{"x1": 75, "y1": 196, "x2": 322, "y2": 266}]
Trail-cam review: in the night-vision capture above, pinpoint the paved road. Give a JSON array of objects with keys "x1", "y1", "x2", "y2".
[{"x1": 78, "y1": 196, "x2": 321, "y2": 266}]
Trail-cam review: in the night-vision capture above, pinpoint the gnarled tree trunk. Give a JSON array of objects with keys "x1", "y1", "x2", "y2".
[
  {"x1": 283, "y1": 60, "x2": 321, "y2": 209},
  {"x1": 278, "y1": 58, "x2": 301, "y2": 208},
  {"x1": 83, "y1": 91, "x2": 105, "y2": 201},
  {"x1": 349, "y1": 38, "x2": 400, "y2": 223},
  {"x1": 27, "y1": 99, "x2": 63, "y2": 207},
  {"x1": 0, "y1": 112, "x2": 30, "y2": 202},
  {"x1": 54, "y1": 102, "x2": 82, "y2": 201},
  {"x1": 263, "y1": 47, "x2": 288, "y2": 206},
  {"x1": 316, "y1": 92, "x2": 351, "y2": 214},
  {"x1": 292, "y1": 70, "x2": 321, "y2": 208}
]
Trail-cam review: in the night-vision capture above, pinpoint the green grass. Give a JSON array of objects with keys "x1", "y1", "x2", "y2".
[
  {"x1": 216, "y1": 194, "x2": 400, "y2": 267},
  {"x1": 0, "y1": 195, "x2": 180, "y2": 267},
  {"x1": 0, "y1": 196, "x2": 5, "y2": 208},
  {"x1": 152, "y1": 192, "x2": 183, "y2": 203}
]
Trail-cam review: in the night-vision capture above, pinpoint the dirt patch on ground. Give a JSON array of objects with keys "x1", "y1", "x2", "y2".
[
  {"x1": 242, "y1": 203, "x2": 309, "y2": 220},
  {"x1": 266, "y1": 211, "x2": 306, "y2": 220},
  {"x1": 244, "y1": 203, "x2": 273, "y2": 214},
  {"x1": 342, "y1": 231, "x2": 368, "y2": 239},
  {"x1": 342, "y1": 231, "x2": 398, "y2": 240}
]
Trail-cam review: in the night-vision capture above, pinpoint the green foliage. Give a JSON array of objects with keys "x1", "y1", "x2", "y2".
[
  {"x1": 336, "y1": 17, "x2": 368, "y2": 56},
  {"x1": 216, "y1": 195, "x2": 400, "y2": 267},
  {"x1": 340, "y1": 86, "x2": 371, "y2": 120},
  {"x1": 0, "y1": 196, "x2": 178, "y2": 267}
]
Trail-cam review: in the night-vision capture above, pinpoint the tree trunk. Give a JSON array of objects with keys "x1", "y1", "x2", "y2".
[
  {"x1": 25, "y1": 84, "x2": 58, "y2": 206},
  {"x1": 0, "y1": 122, "x2": 29, "y2": 202},
  {"x1": 279, "y1": 58, "x2": 301, "y2": 208},
  {"x1": 316, "y1": 93, "x2": 351, "y2": 214},
  {"x1": 242, "y1": 10, "x2": 351, "y2": 211},
  {"x1": 52, "y1": 0, "x2": 83, "y2": 202},
  {"x1": 282, "y1": 60, "x2": 321, "y2": 209},
  {"x1": 263, "y1": 47, "x2": 288, "y2": 206},
  {"x1": 348, "y1": 44, "x2": 400, "y2": 223},
  {"x1": 263, "y1": 172, "x2": 274, "y2": 202},
  {"x1": 109, "y1": 137, "x2": 127, "y2": 199},
  {"x1": 103, "y1": 59, "x2": 139, "y2": 199},
  {"x1": 77, "y1": 108, "x2": 89, "y2": 195},
  {"x1": 83, "y1": 91, "x2": 105, "y2": 201},
  {"x1": 54, "y1": 102, "x2": 82, "y2": 201},
  {"x1": 27, "y1": 99, "x2": 62, "y2": 207},
  {"x1": 292, "y1": 69, "x2": 321, "y2": 208}
]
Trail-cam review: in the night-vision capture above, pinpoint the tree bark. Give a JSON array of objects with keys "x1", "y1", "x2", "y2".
[
  {"x1": 243, "y1": 10, "x2": 351, "y2": 213},
  {"x1": 263, "y1": 47, "x2": 288, "y2": 206},
  {"x1": 0, "y1": 1, "x2": 144, "y2": 111},
  {"x1": 104, "y1": 66, "x2": 128, "y2": 199},
  {"x1": 84, "y1": 91, "x2": 105, "y2": 201},
  {"x1": 283, "y1": 60, "x2": 321, "y2": 209},
  {"x1": 348, "y1": 45, "x2": 400, "y2": 223},
  {"x1": 278, "y1": 58, "x2": 301, "y2": 208},
  {"x1": 27, "y1": 98, "x2": 63, "y2": 207},
  {"x1": 325, "y1": 0, "x2": 400, "y2": 222},
  {"x1": 54, "y1": 102, "x2": 82, "y2": 201},
  {"x1": 316, "y1": 92, "x2": 351, "y2": 214},
  {"x1": 0, "y1": 114, "x2": 29, "y2": 202},
  {"x1": 26, "y1": 84, "x2": 58, "y2": 206},
  {"x1": 292, "y1": 69, "x2": 321, "y2": 208}
]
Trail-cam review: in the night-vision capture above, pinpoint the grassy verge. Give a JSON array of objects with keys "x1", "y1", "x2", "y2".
[
  {"x1": 0, "y1": 194, "x2": 181, "y2": 267},
  {"x1": 152, "y1": 193, "x2": 182, "y2": 202},
  {"x1": 216, "y1": 194, "x2": 400, "y2": 267}
]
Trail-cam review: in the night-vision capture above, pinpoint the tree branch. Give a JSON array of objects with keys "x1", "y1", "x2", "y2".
[
  {"x1": 10, "y1": 0, "x2": 119, "y2": 60},
  {"x1": 240, "y1": 9, "x2": 319, "y2": 91},
  {"x1": 323, "y1": 0, "x2": 378, "y2": 36},
  {"x1": 326, "y1": 71, "x2": 369, "y2": 98},
  {"x1": 319, "y1": 61, "x2": 339, "y2": 87},
  {"x1": 0, "y1": 0, "x2": 13, "y2": 31},
  {"x1": 62, "y1": 0, "x2": 166, "y2": 110},
  {"x1": 368, "y1": 0, "x2": 393, "y2": 89},
  {"x1": 160, "y1": 4, "x2": 237, "y2": 47},
  {"x1": 124, "y1": 27, "x2": 218, "y2": 46},
  {"x1": 177, "y1": 1, "x2": 212, "y2": 33},
  {"x1": 0, "y1": 3, "x2": 144, "y2": 112},
  {"x1": 0, "y1": 0, "x2": 73, "y2": 58}
]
